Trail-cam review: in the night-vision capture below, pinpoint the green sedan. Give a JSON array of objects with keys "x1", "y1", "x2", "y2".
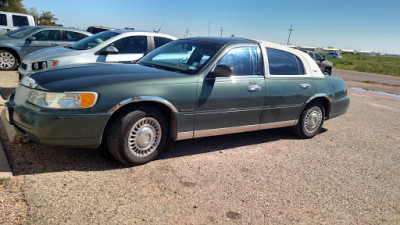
[{"x1": 2, "y1": 37, "x2": 350, "y2": 165}]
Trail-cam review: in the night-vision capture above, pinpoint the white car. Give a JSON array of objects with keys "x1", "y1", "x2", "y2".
[
  {"x1": 0, "y1": 11, "x2": 35, "y2": 35},
  {"x1": 18, "y1": 30, "x2": 177, "y2": 78}
]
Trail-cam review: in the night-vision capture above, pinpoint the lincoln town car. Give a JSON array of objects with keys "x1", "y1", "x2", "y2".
[{"x1": 2, "y1": 37, "x2": 350, "y2": 165}]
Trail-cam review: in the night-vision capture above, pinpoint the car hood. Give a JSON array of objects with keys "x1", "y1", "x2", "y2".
[
  {"x1": 29, "y1": 63, "x2": 187, "y2": 91},
  {"x1": 24, "y1": 46, "x2": 80, "y2": 61}
]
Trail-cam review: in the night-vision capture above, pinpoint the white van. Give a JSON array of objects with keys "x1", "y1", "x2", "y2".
[{"x1": 0, "y1": 11, "x2": 36, "y2": 35}]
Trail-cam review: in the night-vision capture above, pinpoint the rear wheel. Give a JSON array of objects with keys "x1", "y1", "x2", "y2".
[
  {"x1": 0, "y1": 50, "x2": 18, "y2": 71},
  {"x1": 106, "y1": 106, "x2": 168, "y2": 166},
  {"x1": 293, "y1": 101, "x2": 325, "y2": 138}
]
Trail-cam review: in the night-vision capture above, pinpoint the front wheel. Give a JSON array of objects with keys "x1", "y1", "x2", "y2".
[
  {"x1": 0, "y1": 50, "x2": 18, "y2": 71},
  {"x1": 293, "y1": 101, "x2": 325, "y2": 138},
  {"x1": 106, "y1": 106, "x2": 168, "y2": 166}
]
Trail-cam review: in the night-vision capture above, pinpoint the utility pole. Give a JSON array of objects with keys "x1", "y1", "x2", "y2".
[
  {"x1": 208, "y1": 20, "x2": 210, "y2": 36},
  {"x1": 185, "y1": 27, "x2": 189, "y2": 37},
  {"x1": 220, "y1": 26, "x2": 224, "y2": 37},
  {"x1": 287, "y1": 25, "x2": 294, "y2": 46}
]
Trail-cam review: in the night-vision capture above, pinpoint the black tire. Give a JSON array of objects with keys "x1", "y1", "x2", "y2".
[
  {"x1": 0, "y1": 50, "x2": 19, "y2": 71},
  {"x1": 324, "y1": 69, "x2": 331, "y2": 75},
  {"x1": 106, "y1": 106, "x2": 168, "y2": 166},
  {"x1": 293, "y1": 101, "x2": 325, "y2": 138}
]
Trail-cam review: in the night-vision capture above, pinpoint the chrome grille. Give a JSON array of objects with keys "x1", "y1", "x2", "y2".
[{"x1": 14, "y1": 85, "x2": 32, "y2": 105}]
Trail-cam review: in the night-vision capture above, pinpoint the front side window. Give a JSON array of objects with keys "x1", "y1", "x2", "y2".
[
  {"x1": 139, "y1": 40, "x2": 222, "y2": 74},
  {"x1": 110, "y1": 36, "x2": 147, "y2": 54},
  {"x1": 70, "y1": 31, "x2": 119, "y2": 50},
  {"x1": 308, "y1": 52, "x2": 314, "y2": 58},
  {"x1": 217, "y1": 46, "x2": 260, "y2": 76},
  {"x1": 12, "y1": 15, "x2": 28, "y2": 27},
  {"x1": 266, "y1": 48, "x2": 305, "y2": 75},
  {"x1": 314, "y1": 53, "x2": 322, "y2": 61},
  {"x1": 63, "y1": 31, "x2": 88, "y2": 41},
  {"x1": 32, "y1": 30, "x2": 61, "y2": 41},
  {"x1": 154, "y1": 37, "x2": 173, "y2": 48},
  {"x1": 0, "y1": 14, "x2": 7, "y2": 26}
]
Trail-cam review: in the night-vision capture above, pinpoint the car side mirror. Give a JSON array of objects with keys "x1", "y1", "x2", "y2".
[
  {"x1": 27, "y1": 36, "x2": 36, "y2": 42},
  {"x1": 100, "y1": 46, "x2": 119, "y2": 55},
  {"x1": 208, "y1": 64, "x2": 232, "y2": 78}
]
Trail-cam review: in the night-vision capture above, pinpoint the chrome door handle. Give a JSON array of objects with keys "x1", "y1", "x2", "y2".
[
  {"x1": 247, "y1": 85, "x2": 261, "y2": 91},
  {"x1": 300, "y1": 83, "x2": 312, "y2": 89}
]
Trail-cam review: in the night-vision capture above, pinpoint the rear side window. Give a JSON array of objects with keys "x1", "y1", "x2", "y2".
[
  {"x1": 154, "y1": 37, "x2": 173, "y2": 48},
  {"x1": 12, "y1": 15, "x2": 29, "y2": 27},
  {"x1": 266, "y1": 48, "x2": 305, "y2": 75},
  {"x1": 63, "y1": 31, "x2": 88, "y2": 41},
  {"x1": 32, "y1": 30, "x2": 62, "y2": 41},
  {"x1": 111, "y1": 36, "x2": 148, "y2": 54},
  {"x1": 0, "y1": 14, "x2": 7, "y2": 26}
]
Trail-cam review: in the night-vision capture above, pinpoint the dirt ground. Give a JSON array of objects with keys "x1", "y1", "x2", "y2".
[{"x1": 1, "y1": 71, "x2": 400, "y2": 224}]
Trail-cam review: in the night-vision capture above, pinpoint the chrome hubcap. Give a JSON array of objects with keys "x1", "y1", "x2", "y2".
[
  {"x1": 0, "y1": 52, "x2": 16, "y2": 69},
  {"x1": 304, "y1": 106, "x2": 323, "y2": 133},
  {"x1": 128, "y1": 117, "x2": 161, "y2": 157}
]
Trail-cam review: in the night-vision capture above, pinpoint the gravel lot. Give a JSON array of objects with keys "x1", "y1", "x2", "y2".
[{"x1": 1, "y1": 71, "x2": 400, "y2": 224}]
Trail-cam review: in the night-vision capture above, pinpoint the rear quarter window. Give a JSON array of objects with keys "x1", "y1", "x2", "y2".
[
  {"x1": 0, "y1": 14, "x2": 7, "y2": 26},
  {"x1": 266, "y1": 48, "x2": 305, "y2": 75},
  {"x1": 12, "y1": 15, "x2": 29, "y2": 27}
]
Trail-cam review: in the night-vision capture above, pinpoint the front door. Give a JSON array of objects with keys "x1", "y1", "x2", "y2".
[
  {"x1": 194, "y1": 46, "x2": 265, "y2": 135},
  {"x1": 104, "y1": 35, "x2": 148, "y2": 63},
  {"x1": 21, "y1": 30, "x2": 62, "y2": 57}
]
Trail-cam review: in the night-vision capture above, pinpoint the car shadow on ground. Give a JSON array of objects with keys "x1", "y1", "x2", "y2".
[
  {"x1": 0, "y1": 119, "x2": 327, "y2": 176},
  {"x1": 0, "y1": 87, "x2": 15, "y2": 100}
]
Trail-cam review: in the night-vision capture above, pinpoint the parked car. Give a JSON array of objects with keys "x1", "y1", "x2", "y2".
[
  {"x1": 2, "y1": 37, "x2": 350, "y2": 166},
  {"x1": 0, "y1": 26, "x2": 91, "y2": 71},
  {"x1": 86, "y1": 26, "x2": 115, "y2": 34},
  {"x1": 0, "y1": 11, "x2": 36, "y2": 35},
  {"x1": 18, "y1": 30, "x2": 177, "y2": 78},
  {"x1": 304, "y1": 51, "x2": 333, "y2": 75},
  {"x1": 324, "y1": 52, "x2": 342, "y2": 59}
]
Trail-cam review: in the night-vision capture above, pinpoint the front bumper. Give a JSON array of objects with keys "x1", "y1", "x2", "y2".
[{"x1": 3, "y1": 93, "x2": 110, "y2": 148}]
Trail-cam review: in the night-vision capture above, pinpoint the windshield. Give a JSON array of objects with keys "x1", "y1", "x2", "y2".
[
  {"x1": 3, "y1": 26, "x2": 30, "y2": 37},
  {"x1": 70, "y1": 31, "x2": 119, "y2": 50},
  {"x1": 138, "y1": 40, "x2": 222, "y2": 74},
  {"x1": 8, "y1": 26, "x2": 40, "y2": 38}
]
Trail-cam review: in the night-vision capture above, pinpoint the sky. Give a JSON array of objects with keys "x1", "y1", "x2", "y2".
[{"x1": 22, "y1": 0, "x2": 400, "y2": 54}]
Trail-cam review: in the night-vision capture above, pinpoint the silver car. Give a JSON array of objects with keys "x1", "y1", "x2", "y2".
[
  {"x1": 19, "y1": 30, "x2": 177, "y2": 78},
  {"x1": 0, "y1": 26, "x2": 91, "y2": 70}
]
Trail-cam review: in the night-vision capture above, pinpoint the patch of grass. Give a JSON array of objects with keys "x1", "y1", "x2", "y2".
[{"x1": 326, "y1": 54, "x2": 400, "y2": 77}]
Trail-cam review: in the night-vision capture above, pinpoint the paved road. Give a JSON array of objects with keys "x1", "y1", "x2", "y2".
[{"x1": 333, "y1": 69, "x2": 400, "y2": 86}]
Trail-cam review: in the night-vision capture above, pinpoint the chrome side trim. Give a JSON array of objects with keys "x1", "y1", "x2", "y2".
[
  {"x1": 192, "y1": 120, "x2": 298, "y2": 139},
  {"x1": 259, "y1": 120, "x2": 297, "y2": 129},
  {"x1": 194, "y1": 124, "x2": 260, "y2": 138},
  {"x1": 306, "y1": 93, "x2": 331, "y2": 104},
  {"x1": 175, "y1": 131, "x2": 194, "y2": 141},
  {"x1": 108, "y1": 96, "x2": 179, "y2": 114}
]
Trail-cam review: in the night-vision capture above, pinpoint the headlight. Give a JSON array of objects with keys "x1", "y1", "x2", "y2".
[
  {"x1": 32, "y1": 60, "x2": 58, "y2": 70},
  {"x1": 27, "y1": 90, "x2": 98, "y2": 109}
]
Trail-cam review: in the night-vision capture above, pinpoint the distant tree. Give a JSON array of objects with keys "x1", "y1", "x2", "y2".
[
  {"x1": 27, "y1": 7, "x2": 39, "y2": 24},
  {"x1": 0, "y1": 0, "x2": 27, "y2": 13},
  {"x1": 38, "y1": 11, "x2": 57, "y2": 26}
]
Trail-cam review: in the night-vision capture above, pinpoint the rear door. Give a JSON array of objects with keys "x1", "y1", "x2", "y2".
[{"x1": 262, "y1": 48, "x2": 315, "y2": 124}]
